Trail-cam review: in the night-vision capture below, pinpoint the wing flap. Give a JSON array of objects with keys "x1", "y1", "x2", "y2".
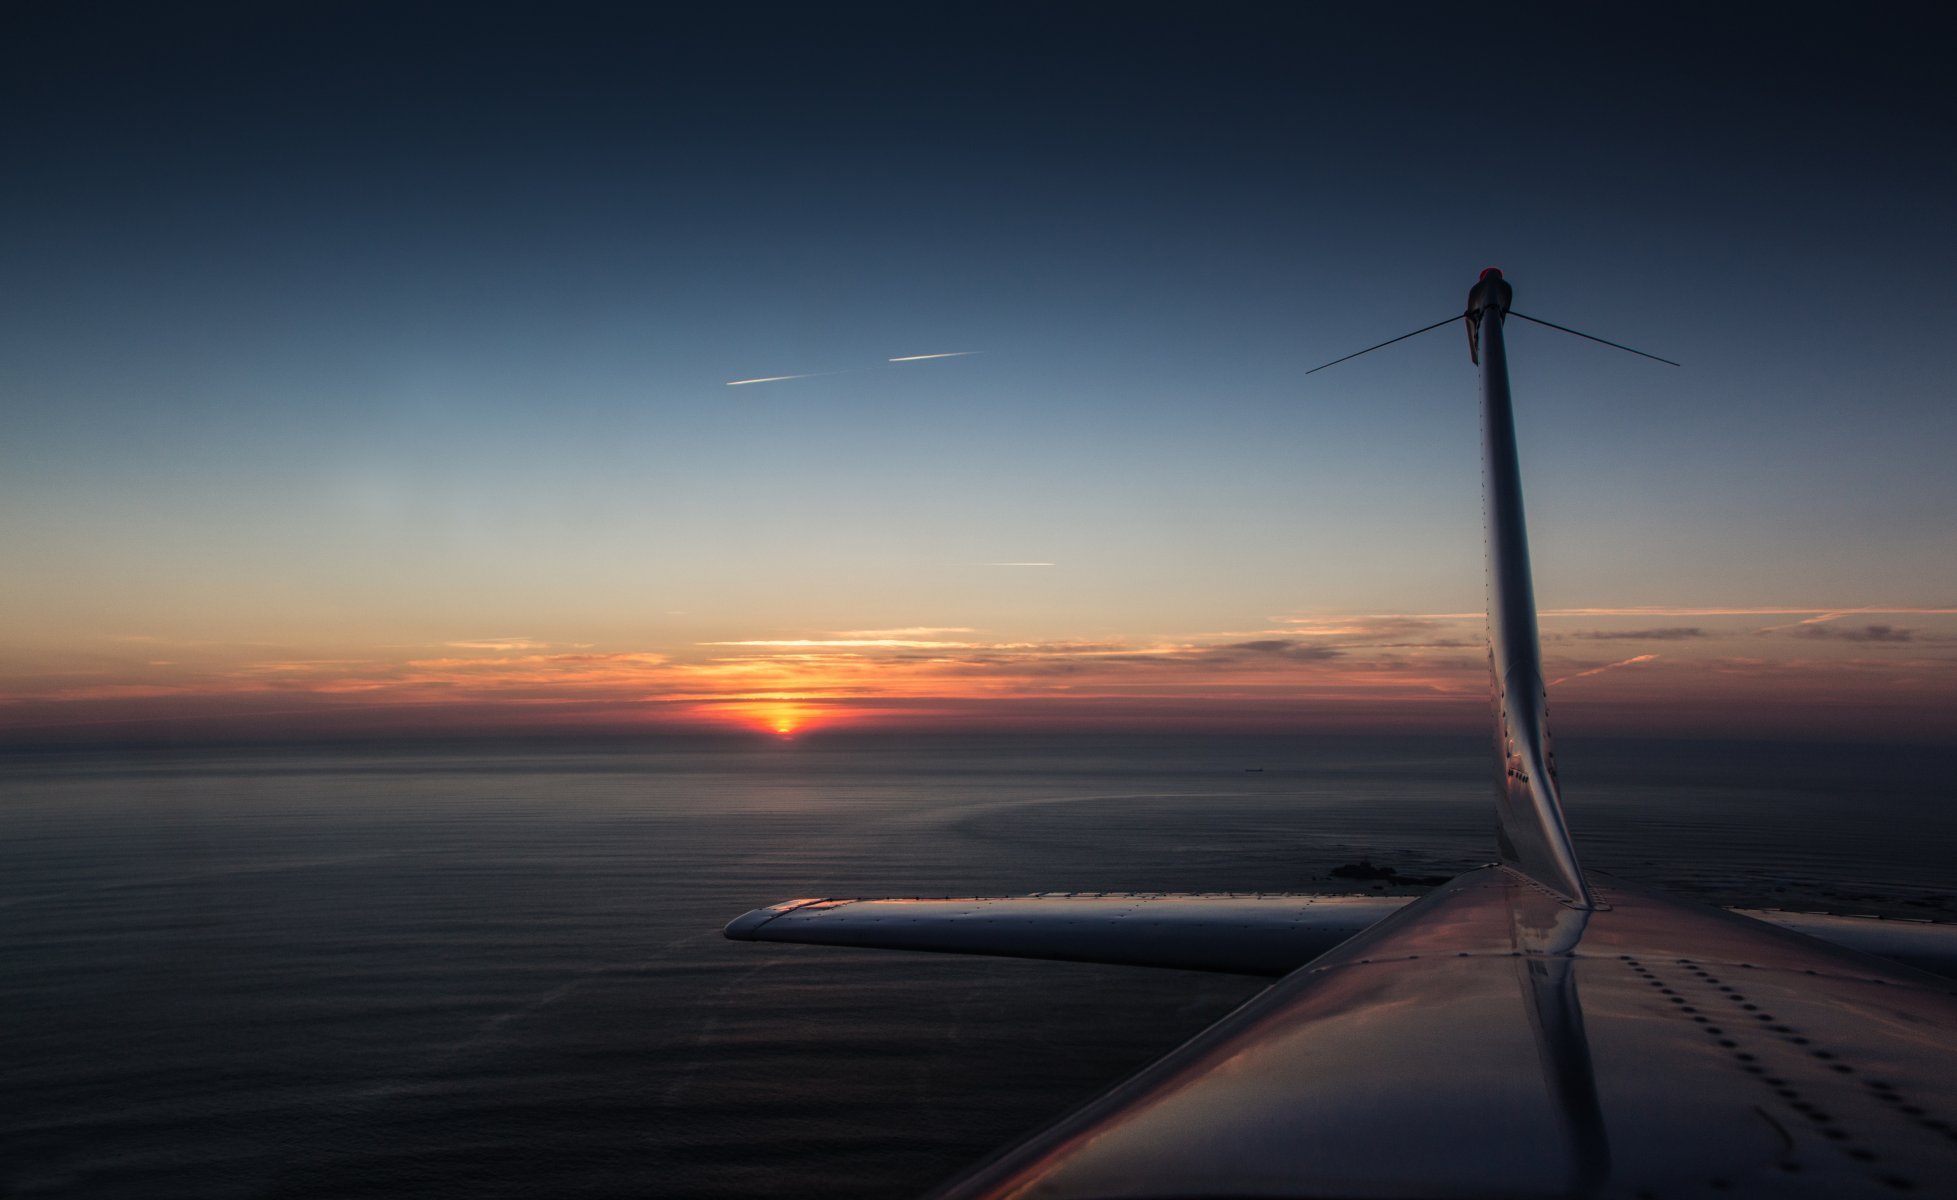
[{"x1": 723, "y1": 893, "x2": 1412, "y2": 976}]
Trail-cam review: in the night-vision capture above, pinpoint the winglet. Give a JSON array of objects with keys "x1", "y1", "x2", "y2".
[{"x1": 1472, "y1": 270, "x2": 1594, "y2": 908}]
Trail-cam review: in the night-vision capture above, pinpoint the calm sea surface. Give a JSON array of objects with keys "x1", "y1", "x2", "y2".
[{"x1": 3, "y1": 733, "x2": 1952, "y2": 1198}]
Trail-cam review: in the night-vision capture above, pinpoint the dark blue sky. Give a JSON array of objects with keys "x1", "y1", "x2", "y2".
[{"x1": 5, "y1": 3, "x2": 1955, "y2": 741}]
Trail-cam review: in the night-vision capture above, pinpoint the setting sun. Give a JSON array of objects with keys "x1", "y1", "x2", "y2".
[
  {"x1": 762, "y1": 705, "x2": 805, "y2": 737},
  {"x1": 707, "y1": 700, "x2": 818, "y2": 738}
]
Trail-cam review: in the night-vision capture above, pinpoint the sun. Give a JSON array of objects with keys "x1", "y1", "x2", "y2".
[
  {"x1": 711, "y1": 700, "x2": 816, "y2": 738},
  {"x1": 759, "y1": 703, "x2": 806, "y2": 737}
]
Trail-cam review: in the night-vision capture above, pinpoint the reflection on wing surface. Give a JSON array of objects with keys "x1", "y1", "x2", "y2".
[{"x1": 933, "y1": 870, "x2": 1957, "y2": 1199}]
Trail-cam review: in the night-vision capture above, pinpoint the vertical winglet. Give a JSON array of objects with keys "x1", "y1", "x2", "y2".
[{"x1": 1472, "y1": 269, "x2": 1595, "y2": 908}]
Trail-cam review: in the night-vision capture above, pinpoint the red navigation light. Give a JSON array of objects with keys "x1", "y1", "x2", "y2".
[{"x1": 1479, "y1": 267, "x2": 1503, "y2": 280}]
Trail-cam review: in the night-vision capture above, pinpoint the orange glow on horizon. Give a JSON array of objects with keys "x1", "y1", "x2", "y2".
[
  {"x1": 710, "y1": 700, "x2": 823, "y2": 738},
  {"x1": 8, "y1": 607, "x2": 1957, "y2": 745}
]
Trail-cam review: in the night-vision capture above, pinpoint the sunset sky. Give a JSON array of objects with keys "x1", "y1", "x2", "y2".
[{"x1": 4, "y1": 5, "x2": 1954, "y2": 745}]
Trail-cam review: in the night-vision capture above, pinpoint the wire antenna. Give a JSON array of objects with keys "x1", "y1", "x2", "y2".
[
  {"x1": 1305, "y1": 313, "x2": 1464, "y2": 374},
  {"x1": 1508, "y1": 311, "x2": 1680, "y2": 366}
]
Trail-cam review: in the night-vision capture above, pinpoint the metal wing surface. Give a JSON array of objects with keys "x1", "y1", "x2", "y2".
[
  {"x1": 725, "y1": 894, "x2": 1414, "y2": 976},
  {"x1": 1737, "y1": 910, "x2": 1957, "y2": 980},
  {"x1": 931, "y1": 868, "x2": 1957, "y2": 1200},
  {"x1": 727, "y1": 892, "x2": 1957, "y2": 981}
]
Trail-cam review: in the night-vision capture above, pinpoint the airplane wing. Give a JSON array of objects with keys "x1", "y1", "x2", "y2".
[
  {"x1": 724, "y1": 893, "x2": 1414, "y2": 976},
  {"x1": 726, "y1": 894, "x2": 1957, "y2": 981},
  {"x1": 930, "y1": 868, "x2": 1957, "y2": 1199}
]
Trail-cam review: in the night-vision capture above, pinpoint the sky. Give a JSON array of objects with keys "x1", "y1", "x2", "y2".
[{"x1": 4, "y1": 3, "x2": 1955, "y2": 745}]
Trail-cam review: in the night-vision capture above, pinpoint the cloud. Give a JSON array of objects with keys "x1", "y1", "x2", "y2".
[
  {"x1": 1794, "y1": 623, "x2": 1915, "y2": 643},
  {"x1": 831, "y1": 627, "x2": 977, "y2": 639},
  {"x1": 1268, "y1": 615, "x2": 1472, "y2": 649},
  {"x1": 1008, "y1": 639, "x2": 1346, "y2": 672},
  {"x1": 1543, "y1": 606, "x2": 1957, "y2": 619},
  {"x1": 703, "y1": 638, "x2": 978, "y2": 649},
  {"x1": 1215, "y1": 639, "x2": 1344, "y2": 662},
  {"x1": 1573, "y1": 627, "x2": 1707, "y2": 641},
  {"x1": 19, "y1": 602, "x2": 1957, "y2": 746}
]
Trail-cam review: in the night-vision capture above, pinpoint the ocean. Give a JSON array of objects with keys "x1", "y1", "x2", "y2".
[{"x1": 2, "y1": 733, "x2": 1952, "y2": 1198}]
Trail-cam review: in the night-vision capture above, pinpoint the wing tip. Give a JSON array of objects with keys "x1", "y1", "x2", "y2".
[{"x1": 723, "y1": 898, "x2": 832, "y2": 940}]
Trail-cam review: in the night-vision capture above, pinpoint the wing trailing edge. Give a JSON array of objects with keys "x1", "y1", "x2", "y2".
[{"x1": 1739, "y1": 909, "x2": 1957, "y2": 979}]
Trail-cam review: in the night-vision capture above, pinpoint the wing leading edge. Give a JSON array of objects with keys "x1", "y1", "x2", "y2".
[
  {"x1": 725, "y1": 891, "x2": 1957, "y2": 980},
  {"x1": 724, "y1": 893, "x2": 1415, "y2": 976}
]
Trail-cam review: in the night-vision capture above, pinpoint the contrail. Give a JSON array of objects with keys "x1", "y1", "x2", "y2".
[
  {"x1": 1549, "y1": 654, "x2": 1657, "y2": 687},
  {"x1": 730, "y1": 352, "x2": 978, "y2": 385},
  {"x1": 1756, "y1": 611, "x2": 1848, "y2": 633},
  {"x1": 727, "y1": 373, "x2": 831, "y2": 387}
]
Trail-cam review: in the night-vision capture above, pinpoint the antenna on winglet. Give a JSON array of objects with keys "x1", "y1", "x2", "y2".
[
  {"x1": 1305, "y1": 313, "x2": 1464, "y2": 374},
  {"x1": 1308, "y1": 282, "x2": 1679, "y2": 378},
  {"x1": 1509, "y1": 311, "x2": 1680, "y2": 367}
]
